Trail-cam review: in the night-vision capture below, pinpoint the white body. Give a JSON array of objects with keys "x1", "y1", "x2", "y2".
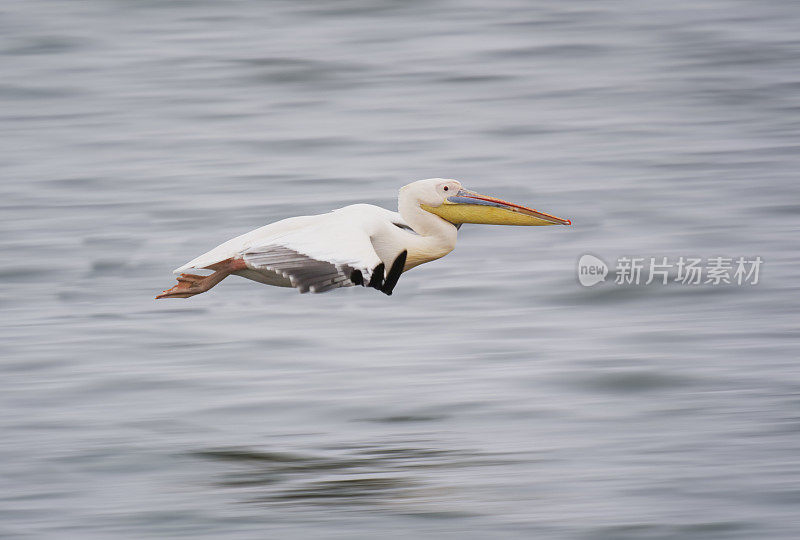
[{"x1": 174, "y1": 195, "x2": 458, "y2": 291}]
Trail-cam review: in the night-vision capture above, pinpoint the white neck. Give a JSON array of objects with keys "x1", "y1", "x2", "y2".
[{"x1": 397, "y1": 194, "x2": 458, "y2": 270}]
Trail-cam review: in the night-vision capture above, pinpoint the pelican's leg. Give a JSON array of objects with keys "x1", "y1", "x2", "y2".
[{"x1": 156, "y1": 258, "x2": 246, "y2": 299}]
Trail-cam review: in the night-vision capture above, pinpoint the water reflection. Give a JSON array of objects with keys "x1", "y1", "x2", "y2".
[{"x1": 191, "y1": 442, "x2": 510, "y2": 510}]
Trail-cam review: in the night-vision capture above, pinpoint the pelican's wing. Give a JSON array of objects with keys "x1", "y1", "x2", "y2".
[
  {"x1": 242, "y1": 212, "x2": 383, "y2": 294},
  {"x1": 173, "y1": 215, "x2": 318, "y2": 274}
]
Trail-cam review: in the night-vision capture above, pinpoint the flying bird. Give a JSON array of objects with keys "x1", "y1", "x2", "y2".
[{"x1": 156, "y1": 178, "x2": 570, "y2": 298}]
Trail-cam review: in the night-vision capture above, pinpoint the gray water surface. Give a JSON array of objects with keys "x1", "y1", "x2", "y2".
[{"x1": 2, "y1": 1, "x2": 800, "y2": 538}]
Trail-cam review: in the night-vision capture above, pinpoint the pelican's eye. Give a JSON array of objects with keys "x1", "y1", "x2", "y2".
[{"x1": 443, "y1": 186, "x2": 449, "y2": 191}]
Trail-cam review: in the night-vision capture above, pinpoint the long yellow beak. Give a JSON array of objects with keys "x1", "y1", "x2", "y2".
[{"x1": 422, "y1": 188, "x2": 571, "y2": 226}]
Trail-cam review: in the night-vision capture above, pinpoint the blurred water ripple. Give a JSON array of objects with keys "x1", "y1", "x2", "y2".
[{"x1": 1, "y1": 0, "x2": 799, "y2": 538}]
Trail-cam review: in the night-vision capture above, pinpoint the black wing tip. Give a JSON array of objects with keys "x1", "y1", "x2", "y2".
[
  {"x1": 381, "y1": 250, "x2": 407, "y2": 296},
  {"x1": 368, "y1": 263, "x2": 385, "y2": 290},
  {"x1": 359, "y1": 251, "x2": 406, "y2": 296}
]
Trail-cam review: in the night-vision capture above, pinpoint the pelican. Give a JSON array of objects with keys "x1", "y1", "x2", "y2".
[{"x1": 156, "y1": 178, "x2": 570, "y2": 298}]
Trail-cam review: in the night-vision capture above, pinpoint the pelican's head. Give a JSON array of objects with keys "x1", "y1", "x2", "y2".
[{"x1": 402, "y1": 178, "x2": 570, "y2": 226}]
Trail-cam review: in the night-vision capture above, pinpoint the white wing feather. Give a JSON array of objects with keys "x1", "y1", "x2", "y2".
[{"x1": 173, "y1": 204, "x2": 406, "y2": 293}]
